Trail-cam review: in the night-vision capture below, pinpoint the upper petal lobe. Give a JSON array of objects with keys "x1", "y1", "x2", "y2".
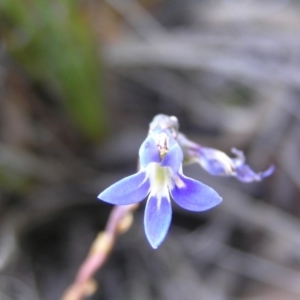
[
  {"x1": 139, "y1": 135, "x2": 160, "y2": 168},
  {"x1": 161, "y1": 142, "x2": 183, "y2": 172}
]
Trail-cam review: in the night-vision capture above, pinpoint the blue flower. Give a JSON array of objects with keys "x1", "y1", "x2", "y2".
[
  {"x1": 178, "y1": 133, "x2": 275, "y2": 183},
  {"x1": 98, "y1": 129, "x2": 222, "y2": 249}
]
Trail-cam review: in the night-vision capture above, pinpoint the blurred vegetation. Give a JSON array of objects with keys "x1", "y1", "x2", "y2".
[
  {"x1": 0, "y1": 0, "x2": 106, "y2": 141},
  {"x1": 1, "y1": 0, "x2": 300, "y2": 299}
]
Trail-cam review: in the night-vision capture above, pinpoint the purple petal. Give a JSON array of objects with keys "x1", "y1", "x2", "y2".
[
  {"x1": 161, "y1": 142, "x2": 183, "y2": 172},
  {"x1": 98, "y1": 171, "x2": 150, "y2": 205},
  {"x1": 235, "y1": 164, "x2": 275, "y2": 182},
  {"x1": 144, "y1": 195, "x2": 172, "y2": 249},
  {"x1": 170, "y1": 172, "x2": 222, "y2": 211},
  {"x1": 198, "y1": 147, "x2": 234, "y2": 176},
  {"x1": 231, "y1": 148, "x2": 245, "y2": 166},
  {"x1": 139, "y1": 135, "x2": 160, "y2": 168},
  {"x1": 200, "y1": 158, "x2": 228, "y2": 176}
]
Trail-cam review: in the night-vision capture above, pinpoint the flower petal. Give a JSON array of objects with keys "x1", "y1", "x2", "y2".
[
  {"x1": 196, "y1": 147, "x2": 274, "y2": 183},
  {"x1": 235, "y1": 164, "x2": 275, "y2": 182},
  {"x1": 170, "y1": 172, "x2": 222, "y2": 211},
  {"x1": 231, "y1": 148, "x2": 245, "y2": 166},
  {"x1": 144, "y1": 195, "x2": 172, "y2": 249},
  {"x1": 139, "y1": 135, "x2": 160, "y2": 168},
  {"x1": 231, "y1": 149, "x2": 275, "y2": 182},
  {"x1": 161, "y1": 141, "x2": 183, "y2": 172},
  {"x1": 98, "y1": 171, "x2": 150, "y2": 205},
  {"x1": 198, "y1": 147, "x2": 234, "y2": 176}
]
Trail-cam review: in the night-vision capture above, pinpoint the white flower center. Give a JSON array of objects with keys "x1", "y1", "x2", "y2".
[{"x1": 147, "y1": 162, "x2": 173, "y2": 206}]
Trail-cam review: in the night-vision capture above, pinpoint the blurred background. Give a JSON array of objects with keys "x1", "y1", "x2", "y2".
[{"x1": 0, "y1": 0, "x2": 300, "y2": 299}]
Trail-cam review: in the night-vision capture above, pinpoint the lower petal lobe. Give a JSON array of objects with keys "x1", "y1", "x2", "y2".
[
  {"x1": 144, "y1": 195, "x2": 172, "y2": 249},
  {"x1": 98, "y1": 171, "x2": 149, "y2": 205},
  {"x1": 171, "y1": 173, "x2": 222, "y2": 211}
]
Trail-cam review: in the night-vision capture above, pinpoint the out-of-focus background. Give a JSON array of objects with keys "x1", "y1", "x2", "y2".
[{"x1": 0, "y1": 0, "x2": 300, "y2": 299}]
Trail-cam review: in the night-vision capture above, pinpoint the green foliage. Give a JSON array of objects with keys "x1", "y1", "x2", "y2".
[
  {"x1": 0, "y1": 0, "x2": 106, "y2": 141},
  {"x1": 0, "y1": 166, "x2": 34, "y2": 193}
]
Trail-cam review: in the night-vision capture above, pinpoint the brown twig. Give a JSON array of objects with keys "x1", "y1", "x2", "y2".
[{"x1": 61, "y1": 203, "x2": 138, "y2": 300}]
